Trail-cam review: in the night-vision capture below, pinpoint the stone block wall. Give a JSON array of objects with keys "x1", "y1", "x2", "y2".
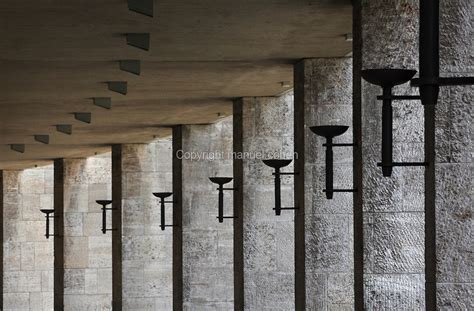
[
  {"x1": 435, "y1": 0, "x2": 473, "y2": 308},
  {"x1": 61, "y1": 153, "x2": 112, "y2": 310},
  {"x1": 360, "y1": 1, "x2": 425, "y2": 309},
  {"x1": 181, "y1": 118, "x2": 234, "y2": 309},
  {"x1": 2, "y1": 165, "x2": 54, "y2": 310},
  {"x1": 235, "y1": 94, "x2": 295, "y2": 310},
  {"x1": 294, "y1": 58, "x2": 354, "y2": 310},
  {"x1": 113, "y1": 139, "x2": 173, "y2": 309}
]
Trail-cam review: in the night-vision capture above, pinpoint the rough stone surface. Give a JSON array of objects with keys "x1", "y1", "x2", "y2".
[
  {"x1": 361, "y1": 1, "x2": 425, "y2": 309},
  {"x1": 237, "y1": 94, "x2": 295, "y2": 310},
  {"x1": 181, "y1": 118, "x2": 234, "y2": 310},
  {"x1": 62, "y1": 154, "x2": 112, "y2": 310},
  {"x1": 2, "y1": 166, "x2": 54, "y2": 310},
  {"x1": 294, "y1": 58, "x2": 354, "y2": 310},
  {"x1": 436, "y1": 0, "x2": 473, "y2": 308},
  {"x1": 116, "y1": 139, "x2": 173, "y2": 309}
]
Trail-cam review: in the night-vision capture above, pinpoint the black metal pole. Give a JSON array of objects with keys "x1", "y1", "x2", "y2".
[
  {"x1": 101, "y1": 205, "x2": 107, "y2": 234},
  {"x1": 274, "y1": 168, "x2": 281, "y2": 216},
  {"x1": 45, "y1": 214, "x2": 50, "y2": 239},
  {"x1": 419, "y1": 0, "x2": 439, "y2": 106},
  {"x1": 325, "y1": 138, "x2": 334, "y2": 199},
  {"x1": 381, "y1": 87, "x2": 393, "y2": 176},
  {"x1": 218, "y1": 185, "x2": 224, "y2": 223},
  {"x1": 160, "y1": 198, "x2": 166, "y2": 231}
]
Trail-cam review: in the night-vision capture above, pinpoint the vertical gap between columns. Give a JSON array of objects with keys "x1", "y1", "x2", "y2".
[
  {"x1": 293, "y1": 60, "x2": 306, "y2": 311},
  {"x1": 172, "y1": 126, "x2": 184, "y2": 311},
  {"x1": 233, "y1": 99, "x2": 244, "y2": 310},
  {"x1": 424, "y1": 105, "x2": 436, "y2": 309},
  {"x1": 53, "y1": 159, "x2": 65, "y2": 310},
  {"x1": 112, "y1": 145, "x2": 123, "y2": 310},
  {"x1": 353, "y1": 1, "x2": 364, "y2": 309}
]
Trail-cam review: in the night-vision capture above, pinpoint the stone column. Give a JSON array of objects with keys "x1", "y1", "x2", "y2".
[
  {"x1": 55, "y1": 154, "x2": 113, "y2": 309},
  {"x1": 178, "y1": 118, "x2": 234, "y2": 309},
  {"x1": 2, "y1": 166, "x2": 54, "y2": 310},
  {"x1": 233, "y1": 94, "x2": 295, "y2": 310},
  {"x1": 355, "y1": 1, "x2": 425, "y2": 309},
  {"x1": 294, "y1": 58, "x2": 354, "y2": 310},
  {"x1": 112, "y1": 139, "x2": 173, "y2": 309},
  {"x1": 432, "y1": 0, "x2": 473, "y2": 308}
]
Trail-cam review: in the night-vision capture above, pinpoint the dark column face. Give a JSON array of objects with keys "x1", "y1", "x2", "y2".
[
  {"x1": 233, "y1": 100, "x2": 244, "y2": 310},
  {"x1": 111, "y1": 145, "x2": 123, "y2": 310},
  {"x1": 53, "y1": 159, "x2": 65, "y2": 310},
  {"x1": 172, "y1": 126, "x2": 183, "y2": 311}
]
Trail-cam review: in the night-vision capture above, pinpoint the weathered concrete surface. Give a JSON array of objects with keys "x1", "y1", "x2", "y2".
[
  {"x1": 61, "y1": 154, "x2": 112, "y2": 310},
  {"x1": 181, "y1": 118, "x2": 234, "y2": 310},
  {"x1": 360, "y1": 1, "x2": 425, "y2": 309},
  {"x1": 112, "y1": 139, "x2": 173, "y2": 310},
  {"x1": 435, "y1": 0, "x2": 473, "y2": 308},
  {"x1": 2, "y1": 166, "x2": 54, "y2": 310},
  {"x1": 234, "y1": 94, "x2": 295, "y2": 310},
  {"x1": 294, "y1": 58, "x2": 354, "y2": 310}
]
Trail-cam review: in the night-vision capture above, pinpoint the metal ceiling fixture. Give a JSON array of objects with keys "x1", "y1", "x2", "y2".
[
  {"x1": 128, "y1": 0, "x2": 154, "y2": 17},
  {"x1": 96, "y1": 200, "x2": 115, "y2": 234},
  {"x1": 74, "y1": 112, "x2": 92, "y2": 124},
  {"x1": 209, "y1": 177, "x2": 237, "y2": 222},
  {"x1": 34, "y1": 135, "x2": 49, "y2": 144},
  {"x1": 120, "y1": 60, "x2": 141, "y2": 76},
  {"x1": 93, "y1": 97, "x2": 112, "y2": 110},
  {"x1": 310, "y1": 125, "x2": 357, "y2": 199},
  {"x1": 152, "y1": 192, "x2": 177, "y2": 230},
  {"x1": 40, "y1": 209, "x2": 57, "y2": 239},
  {"x1": 107, "y1": 81, "x2": 128, "y2": 95},
  {"x1": 361, "y1": 0, "x2": 473, "y2": 177},
  {"x1": 126, "y1": 33, "x2": 150, "y2": 51},
  {"x1": 262, "y1": 159, "x2": 298, "y2": 215},
  {"x1": 10, "y1": 144, "x2": 25, "y2": 153},
  {"x1": 56, "y1": 124, "x2": 72, "y2": 135}
]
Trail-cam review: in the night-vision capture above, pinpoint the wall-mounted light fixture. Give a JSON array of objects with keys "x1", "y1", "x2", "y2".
[
  {"x1": 40, "y1": 209, "x2": 57, "y2": 239},
  {"x1": 361, "y1": 69, "x2": 427, "y2": 177},
  {"x1": 96, "y1": 200, "x2": 115, "y2": 234},
  {"x1": 310, "y1": 125, "x2": 357, "y2": 199},
  {"x1": 209, "y1": 177, "x2": 237, "y2": 222},
  {"x1": 361, "y1": 0, "x2": 473, "y2": 177},
  {"x1": 262, "y1": 159, "x2": 298, "y2": 215},
  {"x1": 152, "y1": 192, "x2": 177, "y2": 231}
]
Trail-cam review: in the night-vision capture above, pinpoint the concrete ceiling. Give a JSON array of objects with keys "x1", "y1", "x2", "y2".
[{"x1": 0, "y1": 0, "x2": 352, "y2": 169}]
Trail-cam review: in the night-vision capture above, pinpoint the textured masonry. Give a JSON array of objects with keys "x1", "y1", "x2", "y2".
[
  {"x1": 112, "y1": 139, "x2": 173, "y2": 309},
  {"x1": 58, "y1": 154, "x2": 113, "y2": 310},
  {"x1": 434, "y1": 0, "x2": 473, "y2": 308},
  {"x1": 179, "y1": 118, "x2": 234, "y2": 310},
  {"x1": 234, "y1": 94, "x2": 295, "y2": 310},
  {"x1": 294, "y1": 58, "x2": 354, "y2": 310},
  {"x1": 2, "y1": 166, "x2": 54, "y2": 310},
  {"x1": 359, "y1": 1, "x2": 425, "y2": 309}
]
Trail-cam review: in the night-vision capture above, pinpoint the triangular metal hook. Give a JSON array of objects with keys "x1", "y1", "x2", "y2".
[
  {"x1": 74, "y1": 113, "x2": 92, "y2": 124},
  {"x1": 93, "y1": 97, "x2": 112, "y2": 109},
  {"x1": 128, "y1": 0, "x2": 154, "y2": 17},
  {"x1": 34, "y1": 135, "x2": 50, "y2": 144}
]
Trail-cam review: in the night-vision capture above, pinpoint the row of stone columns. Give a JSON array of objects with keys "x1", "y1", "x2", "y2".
[{"x1": 2, "y1": 1, "x2": 472, "y2": 309}]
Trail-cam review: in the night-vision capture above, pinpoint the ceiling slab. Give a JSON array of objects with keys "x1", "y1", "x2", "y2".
[{"x1": 0, "y1": 0, "x2": 352, "y2": 169}]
